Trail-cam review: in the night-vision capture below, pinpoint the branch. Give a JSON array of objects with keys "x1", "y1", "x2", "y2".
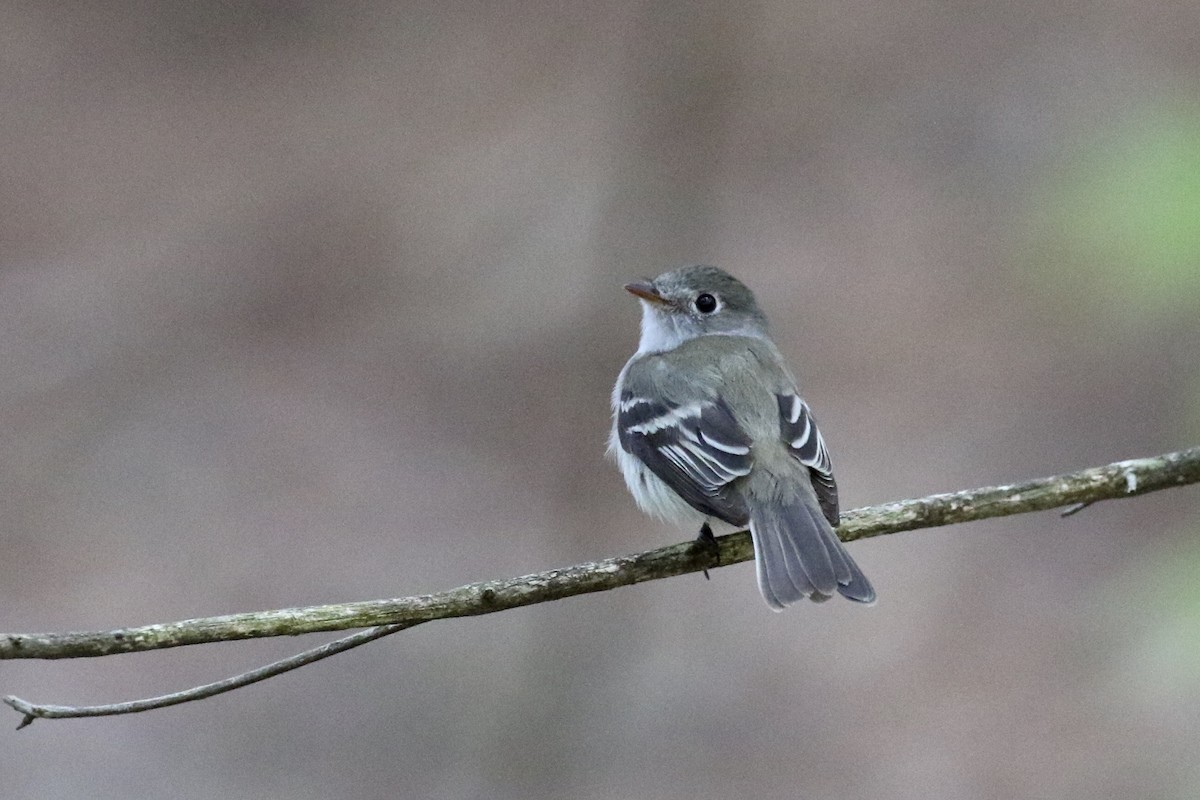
[
  {"x1": 3, "y1": 624, "x2": 413, "y2": 729},
  {"x1": 2, "y1": 447, "x2": 1197, "y2": 726},
  {"x1": 3, "y1": 448, "x2": 1198, "y2": 661}
]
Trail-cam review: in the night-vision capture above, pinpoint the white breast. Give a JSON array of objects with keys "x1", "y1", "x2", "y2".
[{"x1": 613, "y1": 444, "x2": 708, "y2": 527}]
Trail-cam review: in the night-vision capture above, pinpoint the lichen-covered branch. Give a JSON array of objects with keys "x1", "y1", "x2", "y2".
[{"x1": 4, "y1": 447, "x2": 1197, "y2": 662}]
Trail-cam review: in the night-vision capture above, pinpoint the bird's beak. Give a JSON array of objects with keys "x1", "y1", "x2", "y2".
[{"x1": 624, "y1": 280, "x2": 669, "y2": 305}]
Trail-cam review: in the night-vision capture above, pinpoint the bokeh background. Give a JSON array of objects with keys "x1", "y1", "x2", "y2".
[{"x1": 2, "y1": 2, "x2": 1199, "y2": 798}]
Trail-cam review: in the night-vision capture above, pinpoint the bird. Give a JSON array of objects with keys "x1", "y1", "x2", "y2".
[{"x1": 609, "y1": 265, "x2": 875, "y2": 609}]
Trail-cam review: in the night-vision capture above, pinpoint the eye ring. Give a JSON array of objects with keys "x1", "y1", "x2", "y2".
[{"x1": 694, "y1": 293, "x2": 718, "y2": 314}]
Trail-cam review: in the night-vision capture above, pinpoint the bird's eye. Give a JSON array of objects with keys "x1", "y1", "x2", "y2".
[{"x1": 694, "y1": 293, "x2": 718, "y2": 314}]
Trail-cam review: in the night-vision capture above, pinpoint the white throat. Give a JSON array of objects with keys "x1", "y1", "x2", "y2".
[{"x1": 635, "y1": 303, "x2": 691, "y2": 354}]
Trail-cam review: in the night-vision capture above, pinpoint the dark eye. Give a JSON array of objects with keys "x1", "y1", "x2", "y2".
[{"x1": 694, "y1": 293, "x2": 718, "y2": 313}]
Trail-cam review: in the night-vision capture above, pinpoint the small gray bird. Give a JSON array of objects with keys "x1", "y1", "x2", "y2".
[{"x1": 610, "y1": 265, "x2": 875, "y2": 609}]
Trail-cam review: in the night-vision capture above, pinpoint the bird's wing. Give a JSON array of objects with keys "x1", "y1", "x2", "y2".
[
  {"x1": 776, "y1": 392, "x2": 839, "y2": 525},
  {"x1": 616, "y1": 391, "x2": 753, "y2": 525}
]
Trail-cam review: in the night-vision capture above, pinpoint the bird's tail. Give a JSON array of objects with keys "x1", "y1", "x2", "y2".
[{"x1": 748, "y1": 499, "x2": 875, "y2": 609}]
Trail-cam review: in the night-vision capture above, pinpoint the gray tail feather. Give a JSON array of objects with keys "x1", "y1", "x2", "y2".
[{"x1": 749, "y1": 499, "x2": 876, "y2": 610}]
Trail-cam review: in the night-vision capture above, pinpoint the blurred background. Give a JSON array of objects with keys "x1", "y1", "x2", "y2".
[{"x1": 2, "y1": 2, "x2": 1198, "y2": 798}]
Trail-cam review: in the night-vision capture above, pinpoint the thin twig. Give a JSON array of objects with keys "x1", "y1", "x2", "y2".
[
  {"x1": 1060, "y1": 501, "x2": 1094, "y2": 517},
  {"x1": 5, "y1": 623, "x2": 416, "y2": 728}
]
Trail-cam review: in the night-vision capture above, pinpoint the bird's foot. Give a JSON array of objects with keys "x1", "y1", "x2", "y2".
[{"x1": 694, "y1": 522, "x2": 719, "y2": 580}]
